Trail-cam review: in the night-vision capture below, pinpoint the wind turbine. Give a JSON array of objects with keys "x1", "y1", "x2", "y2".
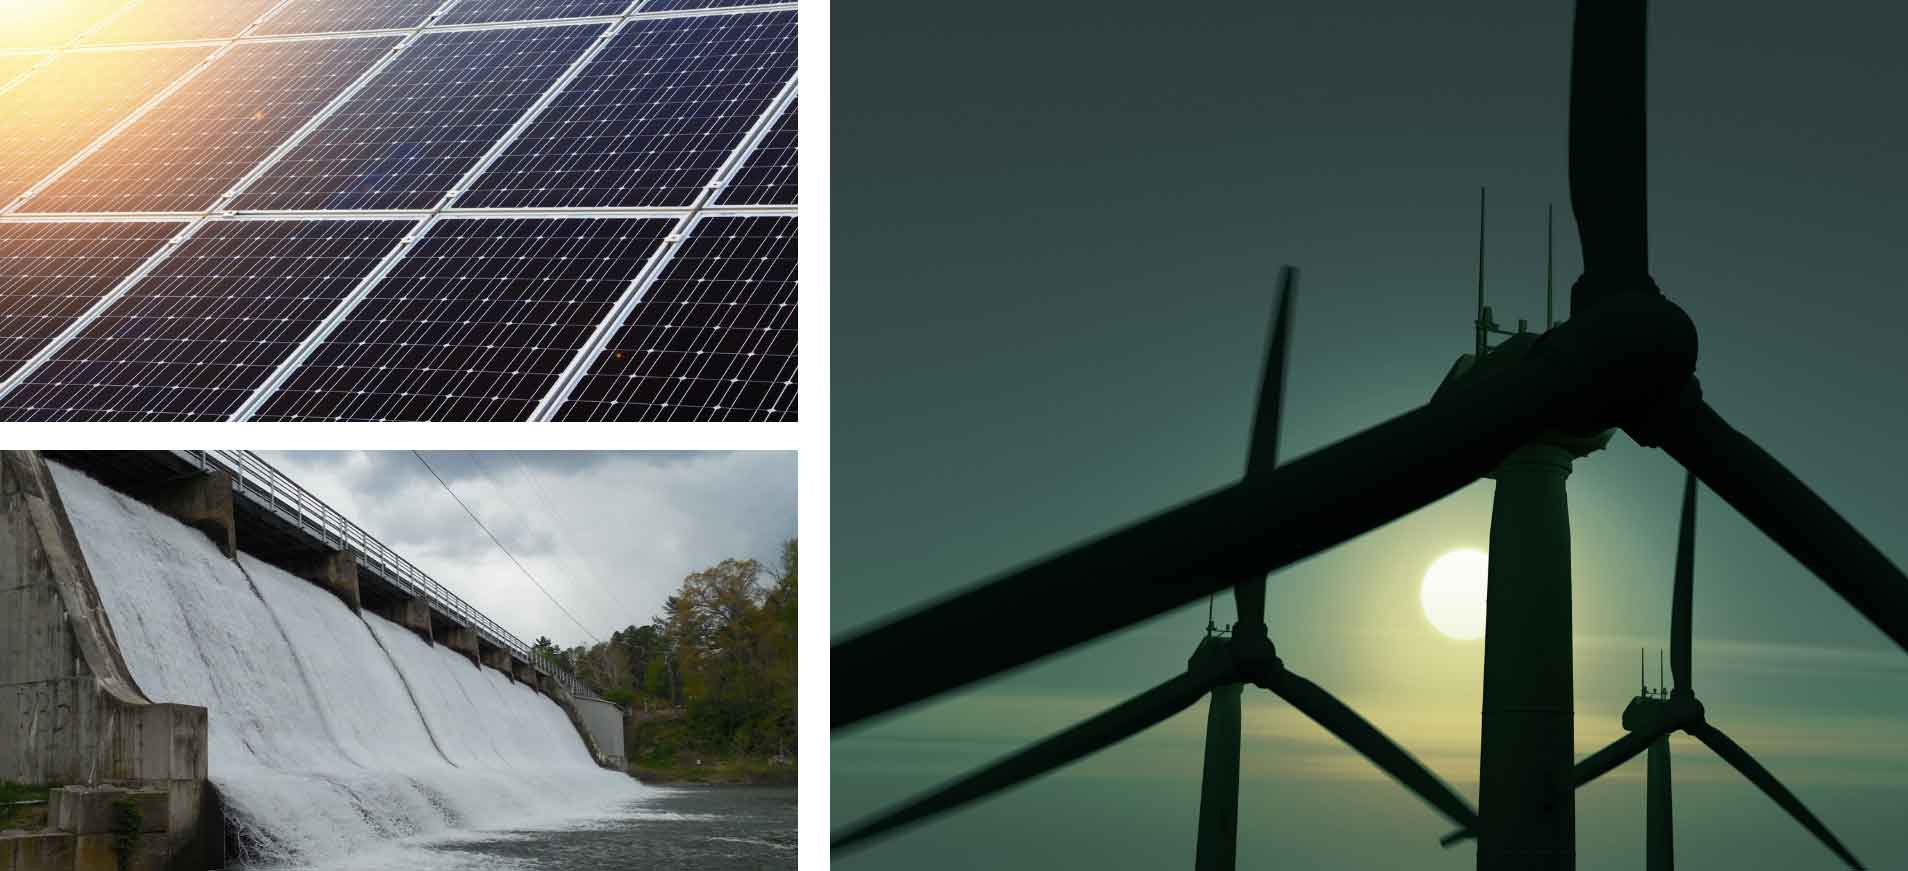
[
  {"x1": 834, "y1": 0, "x2": 1908, "y2": 867},
  {"x1": 1578, "y1": 472, "x2": 1863, "y2": 869},
  {"x1": 1440, "y1": 473, "x2": 1865, "y2": 869},
  {"x1": 832, "y1": 269, "x2": 1481, "y2": 865}
]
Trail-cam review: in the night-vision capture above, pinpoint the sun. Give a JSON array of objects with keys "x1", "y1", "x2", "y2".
[{"x1": 1421, "y1": 549, "x2": 1488, "y2": 640}]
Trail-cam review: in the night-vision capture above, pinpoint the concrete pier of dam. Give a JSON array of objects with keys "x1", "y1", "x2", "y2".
[{"x1": 0, "y1": 450, "x2": 621, "y2": 871}]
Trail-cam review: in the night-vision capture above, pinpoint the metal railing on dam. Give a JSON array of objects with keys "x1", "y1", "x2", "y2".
[{"x1": 174, "y1": 450, "x2": 578, "y2": 695}]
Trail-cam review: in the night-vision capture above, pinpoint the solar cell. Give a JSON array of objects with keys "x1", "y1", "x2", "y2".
[
  {"x1": 715, "y1": 97, "x2": 794, "y2": 205},
  {"x1": 0, "y1": 54, "x2": 47, "y2": 87},
  {"x1": 0, "y1": 0, "x2": 129, "y2": 49},
  {"x1": 640, "y1": 0, "x2": 784, "y2": 11},
  {"x1": 552, "y1": 214, "x2": 794, "y2": 422},
  {"x1": 27, "y1": 37, "x2": 402, "y2": 214},
  {"x1": 254, "y1": 0, "x2": 444, "y2": 35},
  {"x1": 0, "y1": 46, "x2": 212, "y2": 207},
  {"x1": 438, "y1": 0, "x2": 632, "y2": 27},
  {"x1": 0, "y1": 222, "x2": 177, "y2": 382},
  {"x1": 0, "y1": 219, "x2": 412, "y2": 421},
  {"x1": 231, "y1": 24, "x2": 604, "y2": 212},
  {"x1": 457, "y1": 10, "x2": 796, "y2": 209},
  {"x1": 80, "y1": 0, "x2": 279, "y2": 45},
  {"x1": 250, "y1": 216, "x2": 673, "y2": 421}
]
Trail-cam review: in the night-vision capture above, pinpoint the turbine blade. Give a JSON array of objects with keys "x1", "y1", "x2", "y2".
[
  {"x1": 1567, "y1": 0, "x2": 1656, "y2": 315},
  {"x1": 1688, "y1": 723, "x2": 1864, "y2": 869},
  {"x1": 1657, "y1": 393, "x2": 1908, "y2": 656},
  {"x1": 834, "y1": 354, "x2": 1575, "y2": 728},
  {"x1": 1194, "y1": 683, "x2": 1245, "y2": 871},
  {"x1": 831, "y1": 666, "x2": 1225, "y2": 852},
  {"x1": 1671, "y1": 469, "x2": 1696, "y2": 692},
  {"x1": 1264, "y1": 668, "x2": 1479, "y2": 830},
  {"x1": 1572, "y1": 727, "x2": 1668, "y2": 788},
  {"x1": 1246, "y1": 265, "x2": 1296, "y2": 479}
]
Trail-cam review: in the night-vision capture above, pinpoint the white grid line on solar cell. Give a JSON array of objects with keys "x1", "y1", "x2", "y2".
[
  {"x1": 524, "y1": 68, "x2": 790, "y2": 419},
  {"x1": 244, "y1": 215, "x2": 675, "y2": 421},
  {"x1": 0, "y1": 218, "x2": 416, "y2": 421},
  {"x1": 0, "y1": 218, "x2": 214, "y2": 403},
  {"x1": 229, "y1": 22, "x2": 608, "y2": 212},
  {"x1": 1, "y1": 206, "x2": 722, "y2": 222},
  {"x1": 689, "y1": 71, "x2": 794, "y2": 208},
  {"x1": 24, "y1": 37, "x2": 403, "y2": 214},
  {"x1": 639, "y1": 0, "x2": 784, "y2": 11},
  {"x1": 0, "y1": 54, "x2": 52, "y2": 99},
  {"x1": 252, "y1": 0, "x2": 446, "y2": 36},
  {"x1": 0, "y1": 221, "x2": 181, "y2": 381},
  {"x1": 0, "y1": 46, "x2": 218, "y2": 214},
  {"x1": 711, "y1": 95, "x2": 793, "y2": 206},
  {"x1": 550, "y1": 213, "x2": 794, "y2": 421},
  {"x1": 455, "y1": 9, "x2": 794, "y2": 209}
]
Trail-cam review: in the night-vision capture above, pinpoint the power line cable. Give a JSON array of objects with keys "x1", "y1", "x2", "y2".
[{"x1": 411, "y1": 451, "x2": 600, "y2": 645}]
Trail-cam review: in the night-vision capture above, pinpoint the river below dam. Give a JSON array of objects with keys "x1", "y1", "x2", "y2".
[{"x1": 228, "y1": 785, "x2": 798, "y2": 871}]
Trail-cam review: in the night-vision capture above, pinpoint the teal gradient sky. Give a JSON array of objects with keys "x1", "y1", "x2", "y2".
[{"x1": 833, "y1": 1, "x2": 1908, "y2": 868}]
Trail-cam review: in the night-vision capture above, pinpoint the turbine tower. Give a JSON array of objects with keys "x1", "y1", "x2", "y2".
[{"x1": 831, "y1": 269, "x2": 1481, "y2": 865}]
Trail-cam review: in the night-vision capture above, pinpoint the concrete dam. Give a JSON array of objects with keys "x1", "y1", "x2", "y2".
[{"x1": 2, "y1": 452, "x2": 639, "y2": 870}]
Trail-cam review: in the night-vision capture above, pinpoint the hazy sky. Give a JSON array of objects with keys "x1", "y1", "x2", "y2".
[
  {"x1": 833, "y1": 1, "x2": 1908, "y2": 868},
  {"x1": 260, "y1": 451, "x2": 796, "y2": 649}
]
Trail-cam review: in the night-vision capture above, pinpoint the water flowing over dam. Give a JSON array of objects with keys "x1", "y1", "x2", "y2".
[{"x1": 47, "y1": 462, "x2": 643, "y2": 868}]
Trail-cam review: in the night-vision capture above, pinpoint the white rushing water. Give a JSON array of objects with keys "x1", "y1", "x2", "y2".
[{"x1": 50, "y1": 463, "x2": 644, "y2": 870}]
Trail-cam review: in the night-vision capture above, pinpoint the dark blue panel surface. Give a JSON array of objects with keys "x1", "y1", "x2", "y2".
[
  {"x1": 232, "y1": 24, "x2": 603, "y2": 212},
  {"x1": 438, "y1": 0, "x2": 630, "y2": 26},
  {"x1": 255, "y1": 0, "x2": 443, "y2": 34},
  {"x1": 252, "y1": 216, "x2": 673, "y2": 421},
  {"x1": 458, "y1": 10, "x2": 795, "y2": 209},
  {"x1": 641, "y1": 0, "x2": 784, "y2": 11},
  {"x1": 554, "y1": 215, "x2": 795, "y2": 422},
  {"x1": 29, "y1": 38, "x2": 401, "y2": 214},
  {"x1": 0, "y1": 220, "x2": 412, "y2": 421},
  {"x1": 715, "y1": 97, "x2": 794, "y2": 205},
  {"x1": 0, "y1": 222, "x2": 177, "y2": 382}
]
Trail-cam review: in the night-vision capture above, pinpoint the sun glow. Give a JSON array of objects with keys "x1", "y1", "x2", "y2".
[{"x1": 1421, "y1": 549, "x2": 1488, "y2": 641}]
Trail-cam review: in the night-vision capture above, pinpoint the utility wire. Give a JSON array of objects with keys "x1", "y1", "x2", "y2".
[
  {"x1": 411, "y1": 451, "x2": 600, "y2": 645},
  {"x1": 496, "y1": 454, "x2": 634, "y2": 620},
  {"x1": 466, "y1": 452, "x2": 624, "y2": 620}
]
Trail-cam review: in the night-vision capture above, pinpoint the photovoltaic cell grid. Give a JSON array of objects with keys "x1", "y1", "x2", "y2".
[
  {"x1": 0, "y1": 54, "x2": 46, "y2": 86},
  {"x1": 254, "y1": 0, "x2": 444, "y2": 35},
  {"x1": 80, "y1": 0, "x2": 279, "y2": 45},
  {"x1": 0, "y1": 220, "x2": 412, "y2": 421},
  {"x1": 554, "y1": 215, "x2": 794, "y2": 422},
  {"x1": 232, "y1": 24, "x2": 603, "y2": 212},
  {"x1": 28, "y1": 38, "x2": 402, "y2": 214},
  {"x1": 458, "y1": 10, "x2": 796, "y2": 209},
  {"x1": 0, "y1": 46, "x2": 213, "y2": 206},
  {"x1": 0, "y1": 0, "x2": 127, "y2": 49},
  {"x1": 252, "y1": 216, "x2": 673, "y2": 421},
  {"x1": 716, "y1": 97, "x2": 793, "y2": 205},
  {"x1": 438, "y1": 0, "x2": 633, "y2": 27},
  {"x1": 0, "y1": 222, "x2": 178, "y2": 381},
  {"x1": 640, "y1": 0, "x2": 787, "y2": 11}
]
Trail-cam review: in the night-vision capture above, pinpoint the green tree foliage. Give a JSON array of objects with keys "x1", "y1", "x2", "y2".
[{"x1": 571, "y1": 540, "x2": 797, "y2": 763}]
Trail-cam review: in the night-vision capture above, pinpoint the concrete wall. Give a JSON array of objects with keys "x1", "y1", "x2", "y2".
[
  {"x1": 0, "y1": 452, "x2": 211, "y2": 871},
  {"x1": 572, "y1": 695, "x2": 627, "y2": 768}
]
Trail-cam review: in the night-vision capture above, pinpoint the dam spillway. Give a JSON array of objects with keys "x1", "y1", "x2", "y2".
[{"x1": 42, "y1": 460, "x2": 641, "y2": 868}]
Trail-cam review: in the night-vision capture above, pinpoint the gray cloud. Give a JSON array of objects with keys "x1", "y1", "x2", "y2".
[{"x1": 259, "y1": 451, "x2": 796, "y2": 649}]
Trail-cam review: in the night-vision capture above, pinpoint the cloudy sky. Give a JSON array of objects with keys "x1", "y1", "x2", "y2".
[
  {"x1": 261, "y1": 451, "x2": 796, "y2": 649},
  {"x1": 833, "y1": 0, "x2": 1908, "y2": 868}
]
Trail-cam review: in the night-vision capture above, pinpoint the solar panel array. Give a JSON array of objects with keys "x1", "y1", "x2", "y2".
[{"x1": 0, "y1": 0, "x2": 797, "y2": 422}]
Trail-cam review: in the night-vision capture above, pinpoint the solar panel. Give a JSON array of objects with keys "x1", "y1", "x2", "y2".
[
  {"x1": 0, "y1": 219, "x2": 412, "y2": 422},
  {"x1": 640, "y1": 0, "x2": 786, "y2": 11},
  {"x1": 457, "y1": 10, "x2": 796, "y2": 209},
  {"x1": 231, "y1": 24, "x2": 604, "y2": 212},
  {"x1": 551, "y1": 214, "x2": 794, "y2": 422},
  {"x1": 0, "y1": 222, "x2": 178, "y2": 382},
  {"x1": 0, "y1": 46, "x2": 213, "y2": 207},
  {"x1": 254, "y1": 0, "x2": 444, "y2": 36},
  {"x1": 0, "y1": 55, "x2": 47, "y2": 86},
  {"x1": 80, "y1": 0, "x2": 280, "y2": 45},
  {"x1": 438, "y1": 0, "x2": 632, "y2": 27},
  {"x1": 26, "y1": 37, "x2": 402, "y2": 214},
  {"x1": 715, "y1": 97, "x2": 794, "y2": 205},
  {"x1": 247, "y1": 216, "x2": 674, "y2": 421},
  {"x1": 0, "y1": 0, "x2": 128, "y2": 49}
]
